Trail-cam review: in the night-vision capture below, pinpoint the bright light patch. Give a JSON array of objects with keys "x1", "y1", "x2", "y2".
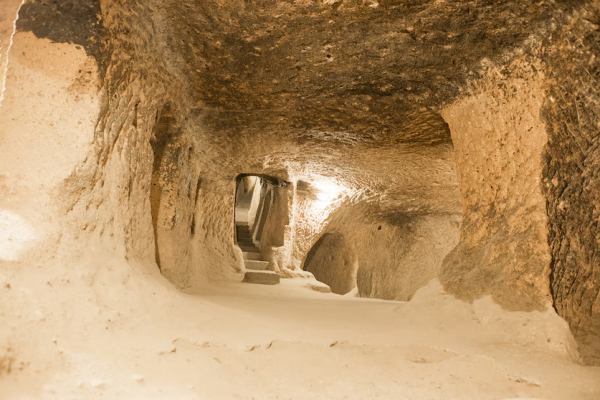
[
  {"x1": 309, "y1": 179, "x2": 348, "y2": 212},
  {"x1": 316, "y1": 192, "x2": 330, "y2": 202},
  {"x1": 0, "y1": 210, "x2": 37, "y2": 261},
  {"x1": 313, "y1": 180, "x2": 344, "y2": 200}
]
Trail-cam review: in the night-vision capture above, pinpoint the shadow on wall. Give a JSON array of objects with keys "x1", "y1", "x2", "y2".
[
  {"x1": 302, "y1": 233, "x2": 358, "y2": 295},
  {"x1": 149, "y1": 104, "x2": 201, "y2": 282},
  {"x1": 149, "y1": 105, "x2": 175, "y2": 270}
]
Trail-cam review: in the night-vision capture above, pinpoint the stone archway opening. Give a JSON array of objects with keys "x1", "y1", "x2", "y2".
[{"x1": 234, "y1": 174, "x2": 288, "y2": 284}]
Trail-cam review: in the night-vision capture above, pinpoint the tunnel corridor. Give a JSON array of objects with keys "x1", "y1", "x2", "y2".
[{"x1": 1, "y1": 0, "x2": 600, "y2": 398}]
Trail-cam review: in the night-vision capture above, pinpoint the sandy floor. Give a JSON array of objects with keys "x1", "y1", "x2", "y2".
[{"x1": 1, "y1": 260, "x2": 599, "y2": 400}]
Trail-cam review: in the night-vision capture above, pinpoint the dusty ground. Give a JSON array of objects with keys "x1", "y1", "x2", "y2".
[{"x1": 1, "y1": 255, "x2": 598, "y2": 400}]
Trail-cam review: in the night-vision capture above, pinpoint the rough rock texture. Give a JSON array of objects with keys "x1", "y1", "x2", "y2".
[
  {"x1": 143, "y1": 0, "x2": 558, "y2": 295},
  {"x1": 52, "y1": 0, "x2": 182, "y2": 269},
  {"x1": 156, "y1": 0, "x2": 556, "y2": 144},
  {"x1": 149, "y1": 0, "x2": 597, "y2": 362},
  {"x1": 149, "y1": 105, "x2": 205, "y2": 282},
  {"x1": 303, "y1": 233, "x2": 357, "y2": 295},
  {"x1": 1, "y1": 0, "x2": 600, "y2": 372},
  {"x1": 440, "y1": 61, "x2": 553, "y2": 312},
  {"x1": 289, "y1": 141, "x2": 463, "y2": 266},
  {"x1": 542, "y1": 5, "x2": 600, "y2": 365},
  {"x1": 356, "y1": 215, "x2": 461, "y2": 301},
  {"x1": 301, "y1": 201, "x2": 460, "y2": 300}
]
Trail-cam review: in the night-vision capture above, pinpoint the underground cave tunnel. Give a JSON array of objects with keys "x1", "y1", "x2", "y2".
[{"x1": 1, "y1": 0, "x2": 600, "y2": 398}]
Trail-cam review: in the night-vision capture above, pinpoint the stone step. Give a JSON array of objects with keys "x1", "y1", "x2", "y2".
[
  {"x1": 242, "y1": 270, "x2": 280, "y2": 285},
  {"x1": 239, "y1": 245, "x2": 260, "y2": 253},
  {"x1": 237, "y1": 240, "x2": 255, "y2": 246},
  {"x1": 245, "y1": 260, "x2": 269, "y2": 270},
  {"x1": 243, "y1": 252, "x2": 262, "y2": 260}
]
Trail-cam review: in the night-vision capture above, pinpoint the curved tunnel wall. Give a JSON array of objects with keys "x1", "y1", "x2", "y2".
[
  {"x1": 542, "y1": 12, "x2": 600, "y2": 365},
  {"x1": 4, "y1": 0, "x2": 597, "y2": 366},
  {"x1": 302, "y1": 233, "x2": 357, "y2": 295},
  {"x1": 300, "y1": 206, "x2": 462, "y2": 300}
]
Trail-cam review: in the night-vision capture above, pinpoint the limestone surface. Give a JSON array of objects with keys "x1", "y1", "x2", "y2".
[{"x1": 1, "y1": 2, "x2": 600, "y2": 398}]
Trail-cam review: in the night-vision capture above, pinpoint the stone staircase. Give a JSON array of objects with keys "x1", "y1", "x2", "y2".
[{"x1": 236, "y1": 224, "x2": 280, "y2": 285}]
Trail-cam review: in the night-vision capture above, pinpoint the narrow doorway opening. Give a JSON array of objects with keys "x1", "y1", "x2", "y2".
[
  {"x1": 234, "y1": 174, "x2": 287, "y2": 284},
  {"x1": 234, "y1": 175, "x2": 274, "y2": 252}
]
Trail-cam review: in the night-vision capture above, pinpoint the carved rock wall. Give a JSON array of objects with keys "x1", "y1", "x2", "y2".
[
  {"x1": 440, "y1": 61, "x2": 553, "y2": 312},
  {"x1": 542, "y1": 5, "x2": 600, "y2": 365}
]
